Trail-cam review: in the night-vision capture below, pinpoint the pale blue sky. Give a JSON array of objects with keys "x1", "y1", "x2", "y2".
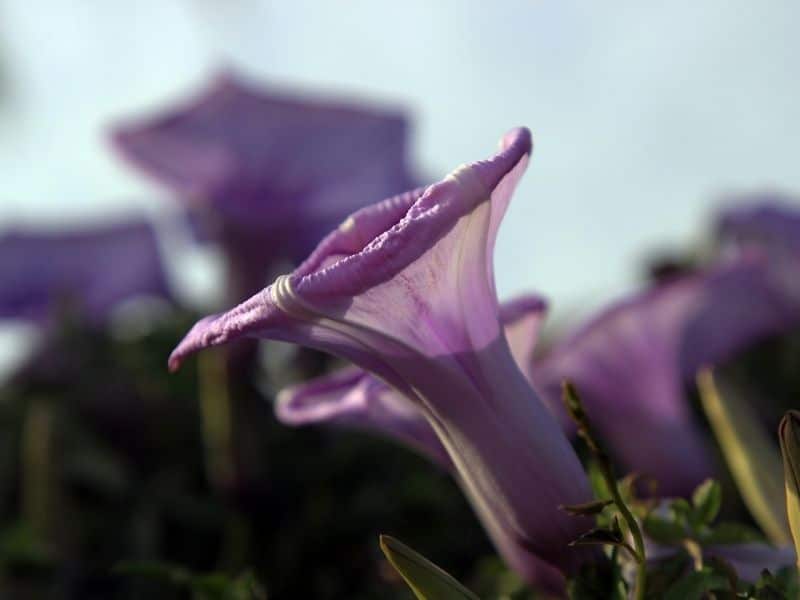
[{"x1": 2, "y1": 1, "x2": 800, "y2": 370}]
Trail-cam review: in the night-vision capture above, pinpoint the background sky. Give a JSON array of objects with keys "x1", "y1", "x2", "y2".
[{"x1": 1, "y1": 1, "x2": 799, "y2": 370}]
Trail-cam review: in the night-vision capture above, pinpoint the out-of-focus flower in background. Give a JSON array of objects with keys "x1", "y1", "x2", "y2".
[
  {"x1": 534, "y1": 257, "x2": 798, "y2": 496},
  {"x1": 0, "y1": 218, "x2": 181, "y2": 462},
  {"x1": 111, "y1": 72, "x2": 417, "y2": 301},
  {"x1": 168, "y1": 127, "x2": 595, "y2": 582},
  {"x1": 717, "y1": 198, "x2": 800, "y2": 309},
  {"x1": 717, "y1": 197, "x2": 800, "y2": 257},
  {"x1": 0, "y1": 219, "x2": 171, "y2": 324}
]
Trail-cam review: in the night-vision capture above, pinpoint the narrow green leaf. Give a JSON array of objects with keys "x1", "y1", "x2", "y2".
[
  {"x1": 560, "y1": 499, "x2": 613, "y2": 516},
  {"x1": 587, "y1": 460, "x2": 612, "y2": 502},
  {"x1": 379, "y1": 535, "x2": 479, "y2": 600},
  {"x1": 697, "y1": 369, "x2": 789, "y2": 544},
  {"x1": 779, "y1": 410, "x2": 800, "y2": 567},
  {"x1": 691, "y1": 479, "x2": 722, "y2": 527},
  {"x1": 568, "y1": 526, "x2": 625, "y2": 548}
]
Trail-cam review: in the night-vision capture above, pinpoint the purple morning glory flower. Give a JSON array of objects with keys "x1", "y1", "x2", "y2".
[
  {"x1": 169, "y1": 127, "x2": 594, "y2": 573},
  {"x1": 274, "y1": 295, "x2": 547, "y2": 470},
  {"x1": 111, "y1": 72, "x2": 416, "y2": 297},
  {"x1": 717, "y1": 197, "x2": 800, "y2": 256},
  {"x1": 533, "y1": 258, "x2": 797, "y2": 496},
  {"x1": 0, "y1": 220, "x2": 171, "y2": 323},
  {"x1": 274, "y1": 294, "x2": 568, "y2": 590},
  {"x1": 707, "y1": 543, "x2": 795, "y2": 583},
  {"x1": 717, "y1": 198, "x2": 800, "y2": 308}
]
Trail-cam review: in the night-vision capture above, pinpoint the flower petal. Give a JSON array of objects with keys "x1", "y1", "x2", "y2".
[
  {"x1": 0, "y1": 220, "x2": 171, "y2": 323},
  {"x1": 274, "y1": 294, "x2": 548, "y2": 469},
  {"x1": 111, "y1": 72, "x2": 414, "y2": 247},
  {"x1": 276, "y1": 366, "x2": 452, "y2": 469},
  {"x1": 534, "y1": 258, "x2": 796, "y2": 496},
  {"x1": 717, "y1": 198, "x2": 800, "y2": 310},
  {"x1": 707, "y1": 543, "x2": 795, "y2": 583}
]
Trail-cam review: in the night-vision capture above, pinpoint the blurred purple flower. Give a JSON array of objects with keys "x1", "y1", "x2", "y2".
[
  {"x1": 111, "y1": 72, "x2": 416, "y2": 298},
  {"x1": 169, "y1": 127, "x2": 594, "y2": 574},
  {"x1": 0, "y1": 220, "x2": 170, "y2": 323},
  {"x1": 717, "y1": 198, "x2": 800, "y2": 307},
  {"x1": 644, "y1": 504, "x2": 795, "y2": 583},
  {"x1": 707, "y1": 543, "x2": 795, "y2": 583},
  {"x1": 717, "y1": 197, "x2": 800, "y2": 256},
  {"x1": 533, "y1": 259, "x2": 797, "y2": 496}
]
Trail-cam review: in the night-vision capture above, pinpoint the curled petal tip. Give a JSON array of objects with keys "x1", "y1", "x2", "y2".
[
  {"x1": 167, "y1": 353, "x2": 182, "y2": 373},
  {"x1": 500, "y1": 127, "x2": 533, "y2": 154},
  {"x1": 499, "y1": 294, "x2": 548, "y2": 321}
]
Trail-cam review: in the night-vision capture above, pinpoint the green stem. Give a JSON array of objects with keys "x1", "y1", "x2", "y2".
[
  {"x1": 197, "y1": 349, "x2": 236, "y2": 491},
  {"x1": 683, "y1": 539, "x2": 703, "y2": 572},
  {"x1": 599, "y1": 456, "x2": 647, "y2": 600},
  {"x1": 563, "y1": 382, "x2": 647, "y2": 600},
  {"x1": 22, "y1": 399, "x2": 55, "y2": 541}
]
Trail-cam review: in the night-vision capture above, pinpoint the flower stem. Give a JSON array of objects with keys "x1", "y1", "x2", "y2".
[
  {"x1": 22, "y1": 399, "x2": 55, "y2": 541},
  {"x1": 563, "y1": 382, "x2": 647, "y2": 600},
  {"x1": 197, "y1": 349, "x2": 236, "y2": 492}
]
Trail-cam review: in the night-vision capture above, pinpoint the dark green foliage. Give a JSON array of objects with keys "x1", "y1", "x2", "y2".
[{"x1": 0, "y1": 311, "x2": 493, "y2": 599}]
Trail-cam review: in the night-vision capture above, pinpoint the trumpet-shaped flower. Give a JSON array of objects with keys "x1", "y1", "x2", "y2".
[
  {"x1": 0, "y1": 220, "x2": 170, "y2": 323},
  {"x1": 274, "y1": 294, "x2": 565, "y2": 589},
  {"x1": 112, "y1": 73, "x2": 415, "y2": 296},
  {"x1": 275, "y1": 295, "x2": 547, "y2": 470},
  {"x1": 170, "y1": 128, "x2": 594, "y2": 573},
  {"x1": 533, "y1": 260, "x2": 797, "y2": 496},
  {"x1": 273, "y1": 244, "x2": 797, "y2": 502}
]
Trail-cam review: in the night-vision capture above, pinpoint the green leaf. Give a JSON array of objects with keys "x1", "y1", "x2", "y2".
[
  {"x1": 670, "y1": 498, "x2": 692, "y2": 524},
  {"x1": 568, "y1": 522, "x2": 636, "y2": 559},
  {"x1": 114, "y1": 560, "x2": 192, "y2": 586},
  {"x1": 198, "y1": 571, "x2": 267, "y2": 600},
  {"x1": 587, "y1": 460, "x2": 612, "y2": 501},
  {"x1": 0, "y1": 521, "x2": 54, "y2": 568},
  {"x1": 379, "y1": 535, "x2": 479, "y2": 600},
  {"x1": 706, "y1": 555, "x2": 739, "y2": 594},
  {"x1": 691, "y1": 479, "x2": 722, "y2": 527},
  {"x1": 663, "y1": 567, "x2": 728, "y2": 600},
  {"x1": 643, "y1": 553, "x2": 691, "y2": 597},
  {"x1": 114, "y1": 562, "x2": 266, "y2": 600},
  {"x1": 560, "y1": 499, "x2": 613, "y2": 516},
  {"x1": 701, "y1": 522, "x2": 766, "y2": 545},
  {"x1": 697, "y1": 369, "x2": 789, "y2": 544},
  {"x1": 780, "y1": 410, "x2": 800, "y2": 565},
  {"x1": 567, "y1": 561, "x2": 626, "y2": 600},
  {"x1": 754, "y1": 569, "x2": 789, "y2": 600},
  {"x1": 643, "y1": 513, "x2": 686, "y2": 545}
]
